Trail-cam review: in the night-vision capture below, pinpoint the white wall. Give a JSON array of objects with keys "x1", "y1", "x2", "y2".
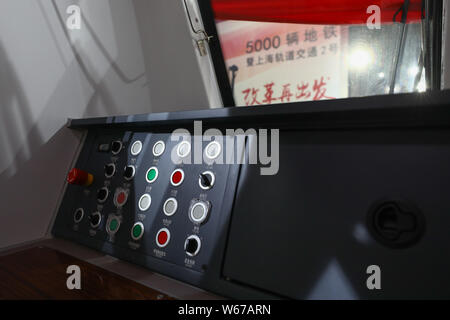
[{"x1": 0, "y1": 0, "x2": 210, "y2": 249}]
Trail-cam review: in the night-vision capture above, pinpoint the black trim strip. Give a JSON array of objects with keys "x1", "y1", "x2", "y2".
[{"x1": 198, "y1": 0, "x2": 236, "y2": 107}]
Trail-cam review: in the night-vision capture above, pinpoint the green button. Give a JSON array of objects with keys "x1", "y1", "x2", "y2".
[
  {"x1": 132, "y1": 223, "x2": 143, "y2": 238},
  {"x1": 146, "y1": 168, "x2": 158, "y2": 183},
  {"x1": 109, "y1": 218, "x2": 119, "y2": 232}
]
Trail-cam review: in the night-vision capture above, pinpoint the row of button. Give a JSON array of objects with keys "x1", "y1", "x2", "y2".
[
  {"x1": 96, "y1": 184, "x2": 210, "y2": 223},
  {"x1": 137, "y1": 193, "x2": 210, "y2": 224},
  {"x1": 74, "y1": 208, "x2": 201, "y2": 256},
  {"x1": 96, "y1": 187, "x2": 128, "y2": 206},
  {"x1": 130, "y1": 140, "x2": 222, "y2": 160},
  {"x1": 107, "y1": 139, "x2": 222, "y2": 161},
  {"x1": 104, "y1": 163, "x2": 136, "y2": 180},
  {"x1": 145, "y1": 167, "x2": 185, "y2": 186}
]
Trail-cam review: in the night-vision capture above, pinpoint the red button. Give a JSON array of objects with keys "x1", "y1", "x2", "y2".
[
  {"x1": 115, "y1": 189, "x2": 128, "y2": 207},
  {"x1": 171, "y1": 169, "x2": 184, "y2": 186},
  {"x1": 67, "y1": 168, "x2": 93, "y2": 186},
  {"x1": 156, "y1": 228, "x2": 170, "y2": 248},
  {"x1": 158, "y1": 231, "x2": 168, "y2": 244},
  {"x1": 117, "y1": 192, "x2": 126, "y2": 205}
]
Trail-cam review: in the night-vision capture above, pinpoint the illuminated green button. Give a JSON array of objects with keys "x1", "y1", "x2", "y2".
[
  {"x1": 146, "y1": 167, "x2": 158, "y2": 183},
  {"x1": 131, "y1": 222, "x2": 144, "y2": 241}
]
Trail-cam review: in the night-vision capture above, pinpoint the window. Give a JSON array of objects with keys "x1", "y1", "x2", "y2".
[{"x1": 198, "y1": 0, "x2": 442, "y2": 107}]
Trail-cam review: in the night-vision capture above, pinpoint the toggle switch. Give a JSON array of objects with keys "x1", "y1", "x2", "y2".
[
  {"x1": 67, "y1": 168, "x2": 93, "y2": 187},
  {"x1": 199, "y1": 171, "x2": 215, "y2": 190}
]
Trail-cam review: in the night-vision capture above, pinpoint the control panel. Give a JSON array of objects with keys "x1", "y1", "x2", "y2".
[{"x1": 54, "y1": 130, "x2": 242, "y2": 276}]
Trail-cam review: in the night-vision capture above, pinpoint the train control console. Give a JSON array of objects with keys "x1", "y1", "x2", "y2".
[{"x1": 53, "y1": 91, "x2": 450, "y2": 299}]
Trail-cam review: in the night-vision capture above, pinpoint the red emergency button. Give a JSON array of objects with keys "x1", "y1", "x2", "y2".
[
  {"x1": 170, "y1": 169, "x2": 185, "y2": 186},
  {"x1": 114, "y1": 188, "x2": 128, "y2": 207},
  {"x1": 156, "y1": 228, "x2": 170, "y2": 248},
  {"x1": 67, "y1": 168, "x2": 93, "y2": 186}
]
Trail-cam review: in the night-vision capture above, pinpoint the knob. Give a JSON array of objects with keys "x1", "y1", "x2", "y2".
[
  {"x1": 199, "y1": 171, "x2": 215, "y2": 190},
  {"x1": 67, "y1": 168, "x2": 93, "y2": 186}
]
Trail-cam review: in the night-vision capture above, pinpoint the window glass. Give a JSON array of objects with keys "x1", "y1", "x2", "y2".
[{"x1": 212, "y1": 2, "x2": 424, "y2": 106}]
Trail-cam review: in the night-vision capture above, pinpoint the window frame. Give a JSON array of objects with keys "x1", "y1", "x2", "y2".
[{"x1": 197, "y1": 0, "x2": 444, "y2": 106}]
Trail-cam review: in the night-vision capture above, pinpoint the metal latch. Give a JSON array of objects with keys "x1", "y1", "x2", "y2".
[
  {"x1": 196, "y1": 30, "x2": 213, "y2": 56},
  {"x1": 183, "y1": 0, "x2": 213, "y2": 56}
]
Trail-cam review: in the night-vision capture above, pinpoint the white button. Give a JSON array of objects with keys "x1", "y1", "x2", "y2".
[
  {"x1": 153, "y1": 141, "x2": 166, "y2": 157},
  {"x1": 138, "y1": 194, "x2": 152, "y2": 211},
  {"x1": 189, "y1": 201, "x2": 209, "y2": 224},
  {"x1": 131, "y1": 141, "x2": 143, "y2": 156},
  {"x1": 163, "y1": 198, "x2": 178, "y2": 216},
  {"x1": 177, "y1": 141, "x2": 191, "y2": 158},
  {"x1": 205, "y1": 141, "x2": 221, "y2": 160}
]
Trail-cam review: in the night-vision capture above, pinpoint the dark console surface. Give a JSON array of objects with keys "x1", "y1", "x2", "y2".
[{"x1": 54, "y1": 91, "x2": 450, "y2": 299}]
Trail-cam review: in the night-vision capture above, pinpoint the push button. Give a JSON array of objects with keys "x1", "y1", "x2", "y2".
[
  {"x1": 153, "y1": 141, "x2": 166, "y2": 157},
  {"x1": 205, "y1": 141, "x2": 221, "y2": 160},
  {"x1": 163, "y1": 198, "x2": 178, "y2": 216},
  {"x1": 123, "y1": 165, "x2": 136, "y2": 180},
  {"x1": 146, "y1": 167, "x2": 159, "y2": 184},
  {"x1": 111, "y1": 141, "x2": 123, "y2": 155},
  {"x1": 90, "y1": 212, "x2": 102, "y2": 229},
  {"x1": 170, "y1": 169, "x2": 185, "y2": 186},
  {"x1": 138, "y1": 194, "x2": 152, "y2": 212},
  {"x1": 131, "y1": 222, "x2": 144, "y2": 241},
  {"x1": 107, "y1": 216, "x2": 120, "y2": 235},
  {"x1": 189, "y1": 201, "x2": 210, "y2": 224},
  {"x1": 104, "y1": 163, "x2": 116, "y2": 178},
  {"x1": 177, "y1": 141, "x2": 191, "y2": 158},
  {"x1": 114, "y1": 188, "x2": 128, "y2": 207},
  {"x1": 184, "y1": 235, "x2": 201, "y2": 257},
  {"x1": 97, "y1": 187, "x2": 109, "y2": 203},
  {"x1": 74, "y1": 208, "x2": 84, "y2": 223},
  {"x1": 130, "y1": 141, "x2": 143, "y2": 156},
  {"x1": 156, "y1": 228, "x2": 170, "y2": 248}
]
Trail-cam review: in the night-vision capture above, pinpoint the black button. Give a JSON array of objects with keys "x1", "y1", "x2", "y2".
[
  {"x1": 90, "y1": 213, "x2": 101, "y2": 228},
  {"x1": 105, "y1": 164, "x2": 115, "y2": 177},
  {"x1": 124, "y1": 165, "x2": 135, "y2": 180},
  {"x1": 97, "y1": 188, "x2": 109, "y2": 202},
  {"x1": 111, "y1": 141, "x2": 123, "y2": 154},
  {"x1": 74, "y1": 209, "x2": 84, "y2": 222},
  {"x1": 185, "y1": 237, "x2": 199, "y2": 256}
]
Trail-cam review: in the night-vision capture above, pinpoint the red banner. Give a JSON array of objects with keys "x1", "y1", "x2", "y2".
[{"x1": 211, "y1": 0, "x2": 423, "y2": 25}]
